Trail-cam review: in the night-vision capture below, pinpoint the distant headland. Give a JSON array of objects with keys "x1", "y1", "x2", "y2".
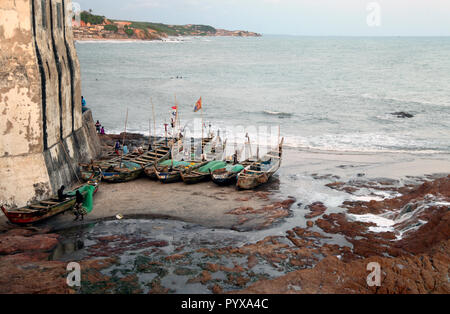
[{"x1": 73, "y1": 11, "x2": 261, "y2": 41}]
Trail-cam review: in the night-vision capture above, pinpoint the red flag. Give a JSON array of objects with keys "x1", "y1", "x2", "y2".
[{"x1": 194, "y1": 97, "x2": 202, "y2": 112}]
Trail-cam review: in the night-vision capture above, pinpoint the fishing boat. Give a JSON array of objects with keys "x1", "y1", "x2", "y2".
[
  {"x1": 211, "y1": 160, "x2": 254, "y2": 186},
  {"x1": 0, "y1": 176, "x2": 101, "y2": 225},
  {"x1": 79, "y1": 149, "x2": 146, "y2": 181},
  {"x1": 180, "y1": 160, "x2": 228, "y2": 184},
  {"x1": 101, "y1": 161, "x2": 143, "y2": 183},
  {"x1": 154, "y1": 160, "x2": 208, "y2": 184},
  {"x1": 237, "y1": 138, "x2": 284, "y2": 190},
  {"x1": 82, "y1": 144, "x2": 171, "y2": 183}
]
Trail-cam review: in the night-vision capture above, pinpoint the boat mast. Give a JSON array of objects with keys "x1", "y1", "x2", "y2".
[
  {"x1": 148, "y1": 118, "x2": 151, "y2": 150},
  {"x1": 201, "y1": 99, "x2": 204, "y2": 153},
  {"x1": 120, "y1": 108, "x2": 129, "y2": 168},
  {"x1": 246, "y1": 133, "x2": 252, "y2": 159},
  {"x1": 151, "y1": 98, "x2": 156, "y2": 147}
]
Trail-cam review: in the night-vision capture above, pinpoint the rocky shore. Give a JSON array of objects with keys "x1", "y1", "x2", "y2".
[{"x1": 1, "y1": 165, "x2": 448, "y2": 293}]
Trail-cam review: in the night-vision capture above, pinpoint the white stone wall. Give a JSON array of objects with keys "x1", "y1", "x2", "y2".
[{"x1": 0, "y1": 0, "x2": 99, "y2": 208}]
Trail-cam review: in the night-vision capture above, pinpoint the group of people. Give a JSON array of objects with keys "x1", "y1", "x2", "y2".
[
  {"x1": 114, "y1": 140, "x2": 129, "y2": 155},
  {"x1": 95, "y1": 120, "x2": 105, "y2": 135}
]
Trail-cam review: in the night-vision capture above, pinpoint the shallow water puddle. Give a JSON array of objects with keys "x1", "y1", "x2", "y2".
[{"x1": 53, "y1": 219, "x2": 306, "y2": 293}]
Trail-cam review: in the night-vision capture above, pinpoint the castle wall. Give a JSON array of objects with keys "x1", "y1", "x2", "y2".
[
  {"x1": 0, "y1": 0, "x2": 43, "y2": 157},
  {"x1": 34, "y1": 0, "x2": 60, "y2": 148},
  {"x1": 0, "y1": 0, "x2": 101, "y2": 209}
]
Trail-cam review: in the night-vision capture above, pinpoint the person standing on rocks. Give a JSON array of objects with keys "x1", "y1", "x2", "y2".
[
  {"x1": 81, "y1": 96, "x2": 87, "y2": 113},
  {"x1": 95, "y1": 120, "x2": 101, "y2": 133}
]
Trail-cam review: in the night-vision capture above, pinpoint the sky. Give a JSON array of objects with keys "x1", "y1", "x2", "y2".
[{"x1": 73, "y1": 0, "x2": 450, "y2": 36}]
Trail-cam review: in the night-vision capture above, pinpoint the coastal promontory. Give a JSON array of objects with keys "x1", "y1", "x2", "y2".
[{"x1": 73, "y1": 11, "x2": 261, "y2": 41}]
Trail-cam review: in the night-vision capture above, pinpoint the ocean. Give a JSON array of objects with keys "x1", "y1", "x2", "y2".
[{"x1": 76, "y1": 36, "x2": 450, "y2": 154}]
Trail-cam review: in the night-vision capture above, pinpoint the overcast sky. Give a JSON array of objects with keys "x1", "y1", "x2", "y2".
[{"x1": 73, "y1": 0, "x2": 450, "y2": 36}]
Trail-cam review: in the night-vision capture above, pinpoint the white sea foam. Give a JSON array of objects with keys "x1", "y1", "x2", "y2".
[{"x1": 347, "y1": 213, "x2": 396, "y2": 233}]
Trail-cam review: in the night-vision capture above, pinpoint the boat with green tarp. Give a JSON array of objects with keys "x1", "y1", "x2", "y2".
[
  {"x1": 1, "y1": 176, "x2": 100, "y2": 225},
  {"x1": 181, "y1": 161, "x2": 228, "y2": 184},
  {"x1": 211, "y1": 162, "x2": 251, "y2": 186},
  {"x1": 153, "y1": 160, "x2": 208, "y2": 184}
]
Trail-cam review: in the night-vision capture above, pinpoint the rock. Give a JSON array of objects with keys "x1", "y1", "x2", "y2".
[
  {"x1": 247, "y1": 255, "x2": 258, "y2": 269},
  {"x1": 391, "y1": 112, "x2": 414, "y2": 118},
  {"x1": 0, "y1": 233, "x2": 59, "y2": 255},
  {"x1": 306, "y1": 221, "x2": 314, "y2": 228},
  {"x1": 305, "y1": 202, "x2": 327, "y2": 219},
  {"x1": 237, "y1": 239, "x2": 450, "y2": 294},
  {"x1": 211, "y1": 284, "x2": 223, "y2": 294},
  {"x1": 188, "y1": 270, "x2": 212, "y2": 285}
]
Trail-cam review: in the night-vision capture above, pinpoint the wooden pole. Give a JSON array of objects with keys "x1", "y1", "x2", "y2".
[
  {"x1": 148, "y1": 118, "x2": 151, "y2": 150},
  {"x1": 246, "y1": 133, "x2": 252, "y2": 159},
  {"x1": 151, "y1": 98, "x2": 156, "y2": 147},
  {"x1": 120, "y1": 108, "x2": 129, "y2": 168},
  {"x1": 201, "y1": 103, "x2": 204, "y2": 154},
  {"x1": 174, "y1": 94, "x2": 179, "y2": 139}
]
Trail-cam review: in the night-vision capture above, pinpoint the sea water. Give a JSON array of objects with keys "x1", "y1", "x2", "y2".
[{"x1": 76, "y1": 35, "x2": 450, "y2": 154}]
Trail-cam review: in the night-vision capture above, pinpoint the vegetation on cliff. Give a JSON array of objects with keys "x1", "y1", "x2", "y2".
[
  {"x1": 80, "y1": 11, "x2": 105, "y2": 25},
  {"x1": 74, "y1": 11, "x2": 261, "y2": 41}
]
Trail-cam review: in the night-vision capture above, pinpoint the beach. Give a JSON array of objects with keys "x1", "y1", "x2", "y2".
[{"x1": 1, "y1": 142, "x2": 449, "y2": 293}]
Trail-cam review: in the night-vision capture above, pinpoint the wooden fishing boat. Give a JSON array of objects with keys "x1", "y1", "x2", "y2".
[
  {"x1": 79, "y1": 150, "x2": 144, "y2": 181},
  {"x1": 0, "y1": 176, "x2": 101, "y2": 225},
  {"x1": 82, "y1": 144, "x2": 171, "y2": 183},
  {"x1": 211, "y1": 160, "x2": 254, "y2": 186},
  {"x1": 180, "y1": 161, "x2": 228, "y2": 185},
  {"x1": 237, "y1": 139, "x2": 284, "y2": 190},
  {"x1": 101, "y1": 161, "x2": 144, "y2": 183},
  {"x1": 154, "y1": 160, "x2": 208, "y2": 184}
]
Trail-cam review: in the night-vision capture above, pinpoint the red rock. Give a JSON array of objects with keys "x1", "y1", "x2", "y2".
[
  {"x1": 305, "y1": 202, "x2": 327, "y2": 219},
  {"x1": 0, "y1": 233, "x2": 59, "y2": 255},
  {"x1": 211, "y1": 284, "x2": 223, "y2": 294}
]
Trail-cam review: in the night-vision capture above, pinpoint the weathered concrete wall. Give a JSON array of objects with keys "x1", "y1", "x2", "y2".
[
  {"x1": 0, "y1": 0, "x2": 101, "y2": 208},
  {"x1": 34, "y1": 0, "x2": 60, "y2": 147},
  {"x1": 50, "y1": 0, "x2": 72, "y2": 139},
  {"x1": 62, "y1": 0, "x2": 82, "y2": 131},
  {"x1": 0, "y1": 0, "x2": 43, "y2": 157},
  {"x1": 44, "y1": 110, "x2": 101, "y2": 193}
]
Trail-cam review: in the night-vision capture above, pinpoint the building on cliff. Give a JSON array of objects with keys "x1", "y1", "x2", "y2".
[{"x1": 0, "y1": 0, "x2": 101, "y2": 208}]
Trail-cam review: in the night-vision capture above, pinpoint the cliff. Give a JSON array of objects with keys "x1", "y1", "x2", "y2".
[{"x1": 73, "y1": 11, "x2": 261, "y2": 41}]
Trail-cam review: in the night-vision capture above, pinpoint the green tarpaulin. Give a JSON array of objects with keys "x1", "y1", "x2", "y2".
[
  {"x1": 198, "y1": 161, "x2": 228, "y2": 173},
  {"x1": 226, "y1": 164, "x2": 245, "y2": 173},
  {"x1": 158, "y1": 160, "x2": 192, "y2": 168},
  {"x1": 68, "y1": 185, "x2": 96, "y2": 213}
]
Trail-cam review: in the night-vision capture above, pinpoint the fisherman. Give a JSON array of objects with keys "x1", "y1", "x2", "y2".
[
  {"x1": 73, "y1": 190, "x2": 86, "y2": 221},
  {"x1": 58, "y1": 185, "x2": 68, "y2": 201},
  {"x1": 114, "y1": 140, "x2": 121, "y2": 155},
  {"x1": 95, "y1": 120, "x2": 101, "y2": 133},
  {"x1": 100, "y1": 126, "x2": 105, "y2": 135}
]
